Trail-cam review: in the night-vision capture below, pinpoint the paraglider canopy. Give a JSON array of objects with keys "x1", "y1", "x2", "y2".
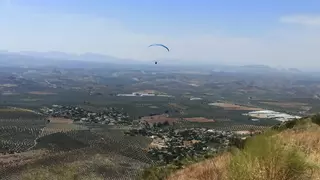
[
  {"x1": 148, "y1": 44, "x2": 170, "y2": 52},
  {"x1": 148, "y1": 44, "x2": 169, "y2": 65}
]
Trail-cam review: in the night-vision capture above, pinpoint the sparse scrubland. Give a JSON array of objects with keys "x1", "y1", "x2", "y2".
[{"x1": 142, "y1": 115, "x2": 320, "y2": 180}]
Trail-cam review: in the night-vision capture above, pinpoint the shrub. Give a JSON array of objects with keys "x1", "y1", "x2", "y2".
[
  {"x1": 228, "y1": 133, "x2": 314, "y2": 180},
  {"x1": 138, "y1": 165, "x2": 179, "y2": 180},
  {"x1": 311, "y1": 114, "x2": 320, "y2": 126}
]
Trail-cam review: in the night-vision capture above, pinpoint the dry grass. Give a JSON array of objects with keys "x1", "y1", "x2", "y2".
[
  {"x1": 167, "y1": 120, "x2": 320, "y2": 180},
  {"x1": 21, "y1": 163, "x2": 104, "y2": 180},
  {"x1": 167, "y1": 153, "x2": 231, "y2": 180},
  {"x1": 229, "y1": 133, "x2": 314, "y2": 180},
  {"x1": 20, "y1": 152, "x2": 146, "y2": 180},
  {"x1": 20, "y1": 154, "x2": 114, "y2": 180},
  {"x1": 0, "y1": 150, "x2": 48, "y2": 169},
  {"x1": 277, "y1": 126, "x2": 320, "y2": 179}
]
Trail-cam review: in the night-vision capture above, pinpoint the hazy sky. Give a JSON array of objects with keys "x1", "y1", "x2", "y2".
[{"x1": 1, "y1": 0, "x2": 320, "y2": 68}]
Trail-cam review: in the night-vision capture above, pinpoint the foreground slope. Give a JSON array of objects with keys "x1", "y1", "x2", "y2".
[{"x1": 167, "y1": 116, "x2": 320, "y2": 180}]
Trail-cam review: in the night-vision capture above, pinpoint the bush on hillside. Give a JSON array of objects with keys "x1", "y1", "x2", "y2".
[
  {"x1": 311, "y1": 114, "x2": 320, "y2": 125},
  {"x1": 138, "y1": 151, "x2": 218, "y2": 180},
  {"x1": 229, "y1": 133, "x2": 314, "y2": 180},
  {"x1": 138, "y1": 163, "x2": 180, "y2": 180},
  {"x1": 272, "y1": 116, "x2": 317, "y2": 132}
]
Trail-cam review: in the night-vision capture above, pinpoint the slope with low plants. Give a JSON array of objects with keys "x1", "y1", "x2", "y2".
[{"x1": 165, "y1": 116, "x2": 320, "y2": 180}]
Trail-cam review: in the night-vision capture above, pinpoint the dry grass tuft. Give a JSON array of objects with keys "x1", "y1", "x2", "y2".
[
  {"x1": 229, "y1": 132, "x2": 314, "y2": 180},
  {"x1": 166, "y1": 119, "x2": 320, "y2": 180},
  {"x1": 167, "y1": 153, "x2": 231, "y2": 180},
  {"x1": 277, "y1": 127, "x2": 320, "y2": 179}
]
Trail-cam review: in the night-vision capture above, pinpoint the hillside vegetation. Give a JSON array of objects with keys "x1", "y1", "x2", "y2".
[
  {"x1": 9, "y1": 115, "x2": 320, "y2": 180},
  {"x1": 146, "y1": 115, "x2": 320, "y2": 180}
]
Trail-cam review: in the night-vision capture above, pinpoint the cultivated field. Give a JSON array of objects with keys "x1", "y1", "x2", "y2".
[
  {"x1": 39, "y1": 120, "x2": 88, "y2": 138},
  {"x1": 2, "y1": 65, "x2": 318, "y2": 179},
  {"x1": 183, "y1": 117, "x2": 216, "y2": 123},
  {"x1": 209, "y1": 102, "x2": 264, "y2": 111},
  {"x1": 137, "y1": 90, "x2": 157, "y2": 94},
  {"x1": 260, "y1": 101, "x2": 308, "y2": 109},
  {"x1": 28, "y1": 91, "x2": 57, "y2": 95},
  {"x1": 141, "y1": 114, "x2": 178, "y2": 125},
  {"x1": 0, "y1": 108, "x2": 35, "y2": 113},
  {"x1": 48, "y1": 117, "x2": 73, "y2": 124}
]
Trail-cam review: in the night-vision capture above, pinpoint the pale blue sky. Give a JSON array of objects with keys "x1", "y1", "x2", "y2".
[{"x1": 1, "y1": 0, "x2": 320, "y2": 68}]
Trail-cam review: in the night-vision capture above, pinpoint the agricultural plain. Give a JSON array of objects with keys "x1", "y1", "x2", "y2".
[{"x1": 0, "y1": 64, "x2": 319, "y2": 179}]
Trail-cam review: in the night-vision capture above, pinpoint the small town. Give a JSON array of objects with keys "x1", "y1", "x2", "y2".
[
  {"x1": 126, "y1": 122, "x2": 247, "y2": 164},
  {"x1": 40, "y1": 105, "x2": 131, "y2": 125}
]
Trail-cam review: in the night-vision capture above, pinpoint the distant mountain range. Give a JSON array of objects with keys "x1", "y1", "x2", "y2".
[
  {"x1": 0, "y1": 51, "x2": 142, "y2": 68},
  {"x1": 15, "y1": 51, "x2": 137, "y2": 64},
  {"x1": 0, "y1": 50, "x2": 303, "y2": 73}
]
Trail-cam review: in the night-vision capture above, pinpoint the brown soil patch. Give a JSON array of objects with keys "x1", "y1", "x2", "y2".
[
  {"x1": 141, "y1": 114, "x2": 178, "y2": 125},
  {"x1": 48, "y1": 117, "x2": 73, "y2": 124},
  {"x1": 184, "y1": 117, "x2": 215, "y2": 123},
  {"x1": 260, "y1": 101, "x2": 307, "y2": 108},
  {"x1": 28, "y1": 91, "x2": 57, "y2": 95},
  {"x1": 209, "y1": 103, "x2": 263, "y2": 111}
]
